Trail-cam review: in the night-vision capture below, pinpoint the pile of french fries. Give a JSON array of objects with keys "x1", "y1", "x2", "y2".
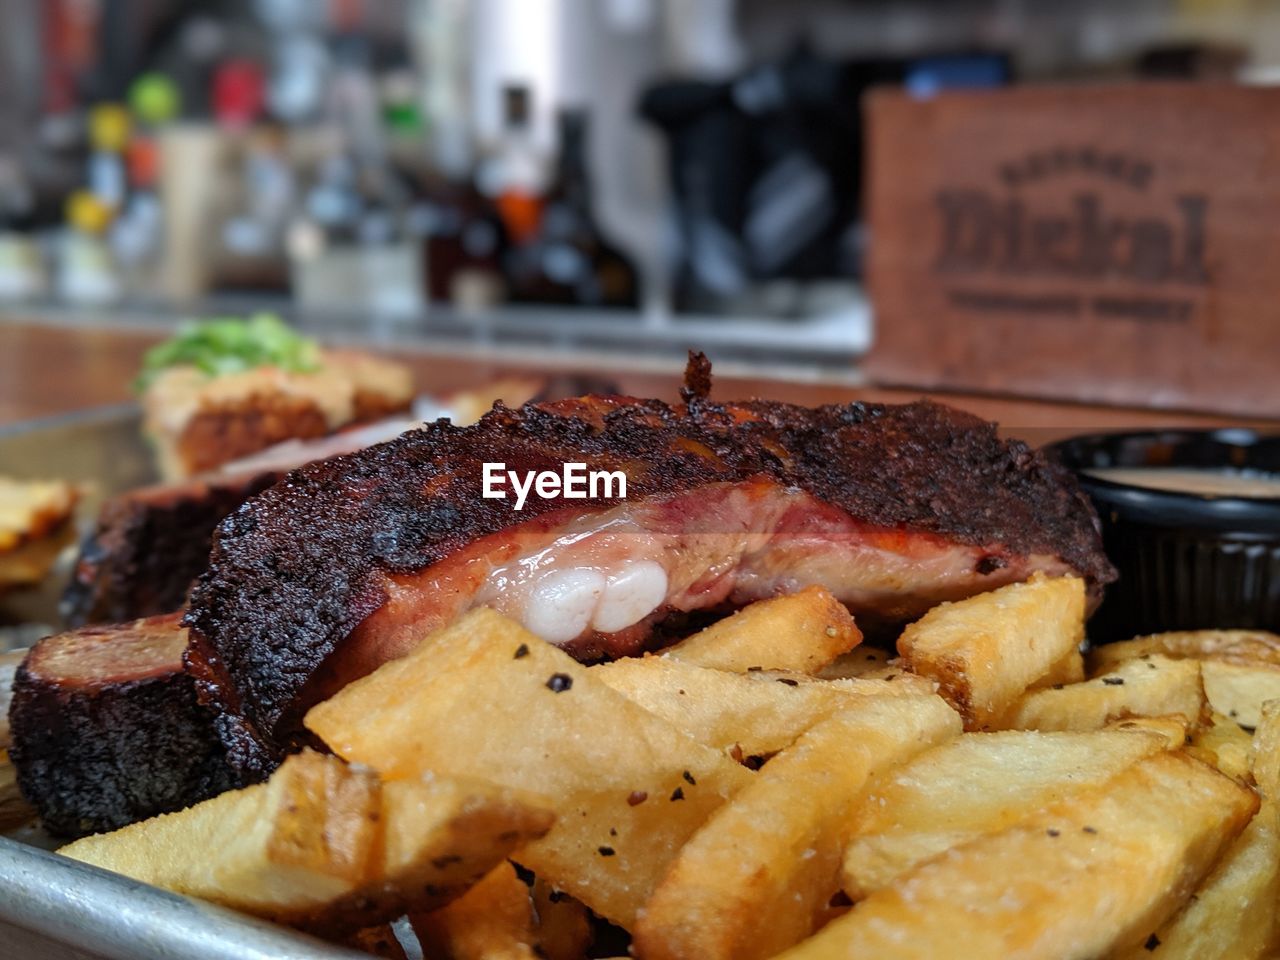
[{"x1": 58, "y1": 575, "x2": 1280, "y2": 959}]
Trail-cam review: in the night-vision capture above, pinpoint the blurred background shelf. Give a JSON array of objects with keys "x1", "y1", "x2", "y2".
[{"x1": 0, "y1": 293, "x2": 872, "y2": 378}]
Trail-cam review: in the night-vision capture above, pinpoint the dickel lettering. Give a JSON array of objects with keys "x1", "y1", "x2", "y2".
[{"x1": 935, "y1": 190, "x2": 1209, "y2": 286}]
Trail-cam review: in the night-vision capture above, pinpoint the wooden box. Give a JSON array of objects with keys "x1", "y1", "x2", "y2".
[{"x1": 863, "y1": 84, "x2": 1280, "y2": 418}]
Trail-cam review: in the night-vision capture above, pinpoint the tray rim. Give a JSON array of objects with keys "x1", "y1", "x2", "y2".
[{"x1": 0, "y1": 834, "x2": 373, "y2": 960}]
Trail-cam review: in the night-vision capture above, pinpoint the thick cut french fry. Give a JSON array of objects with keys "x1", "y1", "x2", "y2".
[
  {"x1": 1112, "y1": 802, "x2": 1280, "y2": 960},
  {"x1": 1030, "y1": 647, "x2": 1085, "y2": 690},
  {"x1": 331, "y1": 773, "x2": 553, "y2": 937},
  {"x1": 1089, "y1": 632, "x2": 1280, "y2": 727},
  {"x1": 661, "y1": 586, "x2": 861, "y2": 674},
  {"x1": 60, "y1": 750, "x2": 379, "y2": 921},
  {"x1": 1200, "y1": 660, "x2": 1280, "y2": 728},
  {"x1": 999, "y1": 655, "x2": 1205, "y2": 732},
  {"x1": 531, "y1": 878, "x2": 592, "y2": 960},
  {"x1": 632, "y1": 695, "x2": 961, "y2": 960},
  {"x1": 59, "y1": 751, "x2": 553, "y2": 934},
  {"x1": 1187, "y1": 712, "x2": 1252, "y2": 782},
  {"x1": 591, "y1": 656, "x2": 925, "y2": 757},
  {"x1": 1088, "y1": 630, "x2": 1280, "y2": 672},
  {"x1": 775, "y1": 752, "x2": 1257, "y2": 960},
  {"x1": 306, "y1": 608, "x2": 753, "y2": 927},
  {"x1": 1250, "y1": 700, "x2": 1280, "y2": 801},
  {"x1": 843, "y1": 727, "x2": 1172, "y2": 897},
  {"x1": 817, "y1": 646, "x2": 894, "y2": 680},
  {"x1": 1105, "y1": 715, "x2": 1191, "y2": 749},
  {"x1": 345, "y1": 925, "x2": 409, "y2": 959},
  {"x1": 896, "y1": 573, "x2": 1085, "y2": 728},
  {"x1": 412, "y1": 862, "x2": 537, "y2": 960}
]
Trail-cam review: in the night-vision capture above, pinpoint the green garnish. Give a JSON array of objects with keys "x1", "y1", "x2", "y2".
[{"x1": 134, "y1": 313, "x2": 322, "y2": 391}]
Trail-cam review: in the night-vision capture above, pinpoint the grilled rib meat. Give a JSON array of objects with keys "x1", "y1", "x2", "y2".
[
  {"x1": 186, "y1": 355, "x2": 1115, "y2": 779},
  {"x1": 9, "y1": 614, "x2": 233, "y2": 836},
  {"x1": 62, "y1": 471, "x2": 282, "y2": 627}
]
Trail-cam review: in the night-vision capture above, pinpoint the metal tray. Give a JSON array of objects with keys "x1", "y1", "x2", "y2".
[
  {"x1": 0, "y1": 836, "x2": 372, "y2": 960},
  {"x1": 0, "y1": 408, "x2": 392, "y2": 958}
]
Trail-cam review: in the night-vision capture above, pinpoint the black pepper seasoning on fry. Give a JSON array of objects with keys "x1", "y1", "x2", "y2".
[
  {"x1": 598, "y1": 846, "x2": 615, "y2": 857},
  {"x1": 514, "y1": 644, "x2": 530, "y2": 659},
  {"x1": 627, "y1": 790, "x2": 648, "y2": 806},
  {"x1": 546, "y1": 673, "x2": 573, "y2": 692},
  {"x1": 670, "y1": 787, "x2": 685, "y2": 801}
]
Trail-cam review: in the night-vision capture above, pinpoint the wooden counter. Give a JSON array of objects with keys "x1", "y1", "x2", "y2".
[{"x1": 0, "y1": 321, "x2": 1271, "y2": 448}]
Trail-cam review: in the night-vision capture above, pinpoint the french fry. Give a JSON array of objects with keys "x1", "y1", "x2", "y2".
[
  {"x1": 1200, "y1": 660, "x2": 1280, "y2": 728},
  {"x1": 999, "y1": 655, "x2": 1205, "y2": 733},
  {"x1": 1088, "y1": 630, "x2": 1280, "y2": 672},
  {"x1": 412, "y1": 862, "x2": 537, "y2": 960},
  {"x1": 817, "y1": 646, "x2": 894, "y2": 680},
  {"x1": 1249, "y1": 700, "x2": 1280, "y2": 801},
  {"x1": 60, "y1": 750, "x2": 379, "y2": 922},
  {"x1": 1111, "y1": 801, "x2": 1280, "y2": 960},
  {"x1": 843, "y1": 727, "x2": 1173, "y2": 898},
  {"x1": 591, "y1": 656, "x2": 927, "y2": 757},
  {"x1": 531, "y1": 878, "x2": 592, "y2": 960},
  {"x1": 661, "y1": 586, "x2": 861, "y2": 674},
  {"x1": 896, "y1": 573, "x2": 1086, "y2": 729},
  {"x1": 339, "y1": 773, "x2": 553, "y2": 937},
  {"x1": 1186, "y1": 712, "x2": 1253, "y2": 782},
  {"x1": 1105, "y1": 715, "x2": 1191, "y2": 749},
  {"x1": 345, "y1": 925, "x2": 409, "y2": 959},
  {"x1": 305, "y1": 608, "x2": 753, "y2": 927},
  {"x1": 1089, "y1": 632, "x2": 1280, "y2": 727},
  {"x1": 632, "y1": 694, "x2": 961, "y2": 960},
  {"x1": 1029, "y1": 647, "x2": 1086, "y2": 690},
  {"x1": 776, "y1": 752, "x2": 1257, "y2": 960},
  {"x1": 59, "y1": 751, "x2": 554, "y2": 934},
  {"x1": 752, "y1": 669, "x2": 937, "y2": 697}
]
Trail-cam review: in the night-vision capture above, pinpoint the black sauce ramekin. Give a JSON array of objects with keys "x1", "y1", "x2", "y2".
[{"x1": 1046, "y1": 429, "x2": 1280, "y2": 644}]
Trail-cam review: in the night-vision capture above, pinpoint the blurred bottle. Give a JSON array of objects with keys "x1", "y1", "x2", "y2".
[
  {"x1": 508, "y1": 109, "x2": 639, "y2": 308},
  {"x1": 480, "y1": 85, "x2": 547, "y2": 248},
  {"x1": 416, "y1": 174, "x2": 508, "y2": 311},
  {"x1": 86, "y1": 104, "x2": 130, "y2": 213},
  {"x1": 59, "y1": 190, "x2": 120, "y2": 304},
  {"x1": 0, "y1": 165, "x2": 45, "y2": 302},
  {"x1": 287, "y1": 37, "x2": 423, "y2": 317},
  {"x1": 111, "y1": 73, "x2": 180, "y2": 299},
  {"x1": 406, "y1": 14, "x2": 508, "y2": 313}
]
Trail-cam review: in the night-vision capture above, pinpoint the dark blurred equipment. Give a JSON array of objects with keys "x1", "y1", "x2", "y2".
[
  {"x1": 640, "y1": 46, "x2": 1007, "y2": 314},
  {"x1": 1136, "y1": 43, "x2": 1247, "y2": 81},
  {"x1": 507, "y1": 109, "x2": 640, "y2": 309}
]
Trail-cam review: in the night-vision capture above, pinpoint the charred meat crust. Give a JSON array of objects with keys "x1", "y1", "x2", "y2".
[
  {"x1": 9, "y1": 614, "x2": 235, "y2": 837},
  {"x1": 186, "y1": 358, "x2": 1114, "y2": 780},
  {"x1": 62, "y1": 471, "x2": 282, "y2": 628}
]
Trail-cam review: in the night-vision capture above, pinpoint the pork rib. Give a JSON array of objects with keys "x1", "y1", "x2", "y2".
[
  {"x1": 10, "y1": 614, "x2": 234, "y2": 836},
  {"x1": 62, "y1": 471, "x2": 281, "y2": 627},
  {"x1": 186, "y1": 356, "x2": 1115, "y2": 779}
]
